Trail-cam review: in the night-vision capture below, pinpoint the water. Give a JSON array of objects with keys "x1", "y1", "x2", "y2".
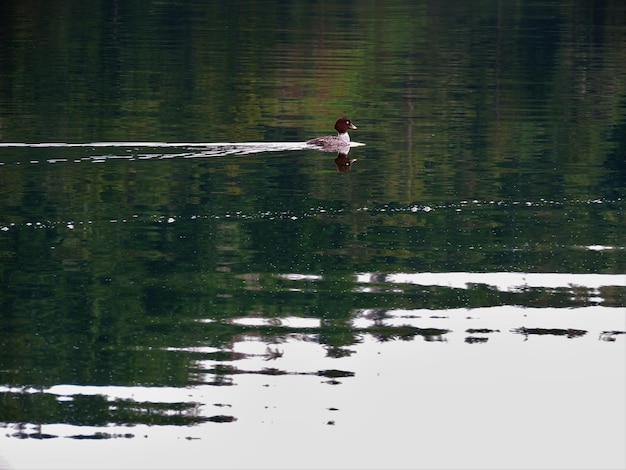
[{"x1": 1, "y1": 1, "x2": 625, "y2": 469}]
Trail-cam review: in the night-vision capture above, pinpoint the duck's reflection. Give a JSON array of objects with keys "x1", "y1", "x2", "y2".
[
  {"x1": 334, "y1": 151, "x2": 357, "y2": 173},
  {"x1": 307, "y1": 142, "x2": 359, "y2": 172}
]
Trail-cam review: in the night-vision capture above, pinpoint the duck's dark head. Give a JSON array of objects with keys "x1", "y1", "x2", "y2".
[{"x1": 335, "y1": 117, "x2": 357, "y2": 133}]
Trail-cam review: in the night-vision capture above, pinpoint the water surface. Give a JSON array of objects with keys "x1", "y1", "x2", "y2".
[{"x1": 0, "y1": 1, "x2": 625, "y2": 469}]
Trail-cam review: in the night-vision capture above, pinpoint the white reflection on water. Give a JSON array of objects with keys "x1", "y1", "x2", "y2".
[
  {"x1": 1, "y1": 332, "x2": 624, "y2": 470},
  {"x1": 278, "y1": 273, "x2": 324, "y2": 281},
  {"x1": 230, "y1": 316, "x2": 321, "y2": 328},
  {"x1": 356, "y1": 271, "x2": 626, "y2": 292}
]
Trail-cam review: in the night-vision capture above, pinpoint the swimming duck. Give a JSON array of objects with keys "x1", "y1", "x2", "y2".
[{"x1": 307, "y1": 117, "x2": 357, "y2": 152}]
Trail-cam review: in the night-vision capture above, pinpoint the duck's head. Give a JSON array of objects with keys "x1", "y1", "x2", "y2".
[{"x1": 335, "y1": 117, "x2": 357, "y2": 133}]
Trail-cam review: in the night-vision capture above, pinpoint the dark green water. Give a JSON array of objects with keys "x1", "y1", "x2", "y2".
[{"x1": 1, "y1": 1, "x2": 625, "y2": 469}]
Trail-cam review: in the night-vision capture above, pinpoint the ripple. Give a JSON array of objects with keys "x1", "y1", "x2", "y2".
[{"x1": 0, "y1": 141, "x2": 366, "y2": 165}]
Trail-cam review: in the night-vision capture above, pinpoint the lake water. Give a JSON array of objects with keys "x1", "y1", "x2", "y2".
[{"x1": 1, "y1": 1, "x2": 625, "y2": 469}]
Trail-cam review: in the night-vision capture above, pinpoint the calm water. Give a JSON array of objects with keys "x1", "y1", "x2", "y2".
[{"x1": 1, "y1": 1, "x2": 625, "y2": 469}]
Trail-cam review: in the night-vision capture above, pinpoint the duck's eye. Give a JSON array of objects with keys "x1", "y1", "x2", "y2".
[{"x1": 346, "y1": 120, "x2": 351, "y2": 124}]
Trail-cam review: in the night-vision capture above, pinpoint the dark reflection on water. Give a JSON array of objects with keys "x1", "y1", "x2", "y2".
[
  {"x1": 0, "y1": 152, "x2": 624, "y2": 436},
  {"x1": 0, "y1": 1, "x2": 625, "y2": 468}
]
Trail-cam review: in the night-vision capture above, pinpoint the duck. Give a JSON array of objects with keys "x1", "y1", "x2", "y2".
[{"x1": 307, "y1": 117, "x2": 357, "y2": 152}]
